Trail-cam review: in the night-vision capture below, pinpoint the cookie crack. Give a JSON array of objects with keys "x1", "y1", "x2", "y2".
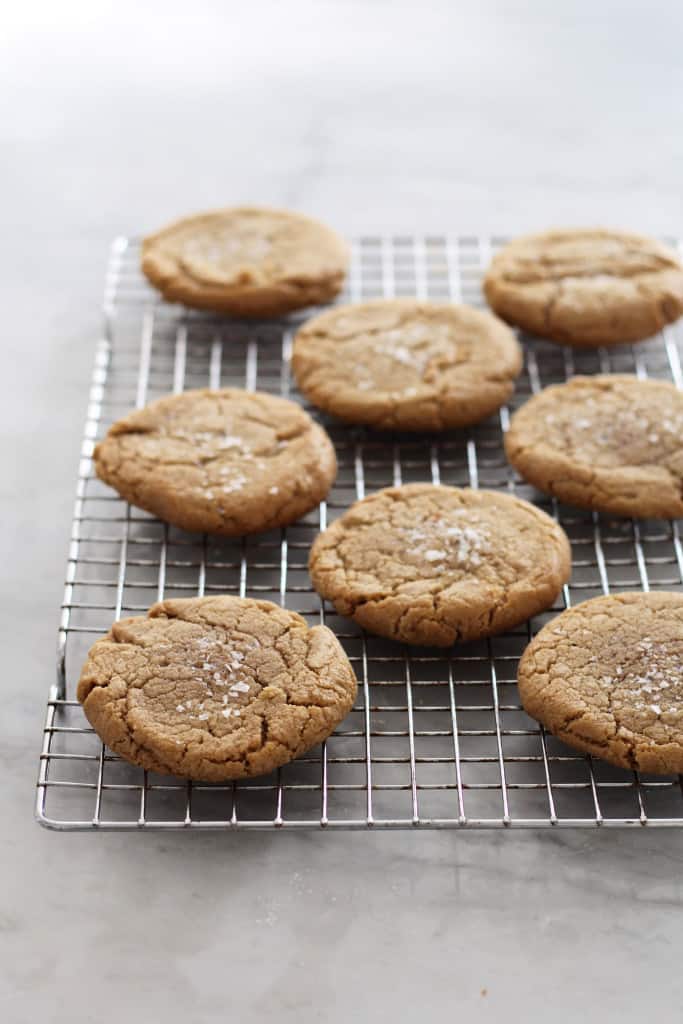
[
  {"x1": 543, "y1": 279, "x2": 563, "y2": 332},
  {"x1": 502, "y1": 253, "x2": 676, "y2": 286}
]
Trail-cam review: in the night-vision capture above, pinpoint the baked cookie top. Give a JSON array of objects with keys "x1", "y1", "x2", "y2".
[
  {"x1": 309, "y1": 483, "x2": 571, "y2": 646},
  {"x1": 141, "y1": 206, "x2": 349, "y2": 317},
  {"x1": 291, "y1": 299, "x2": 522, "y2": 431},
  {"x1": 518, "y1": 592, "x2": 683, "y2": 774},
  {"x1": 484, "y1": 228, "x2": 683, "y2": 347},
  {"x1": 505, "y1": 375, "x2": 683, "y2": 518},
  {"x1": 94, "y1": 388, "x2": 337, "y2": 536},
  {"x1": 77, "y1": 596, "x2": 357, "y2": 781}
]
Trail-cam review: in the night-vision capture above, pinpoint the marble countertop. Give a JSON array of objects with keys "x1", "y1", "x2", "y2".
[{"x1": 3, "y1": 2, "x2": 683, "y2": 1020}]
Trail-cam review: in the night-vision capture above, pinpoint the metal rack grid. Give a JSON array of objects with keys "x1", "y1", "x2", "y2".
[{"x1": 36, "y1": 234, "x2": 683, "y2": 830}]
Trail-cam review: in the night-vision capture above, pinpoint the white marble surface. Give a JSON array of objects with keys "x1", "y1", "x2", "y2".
[{"x1": 3, "y1": 2, "x2": 683, "y2": 1020}]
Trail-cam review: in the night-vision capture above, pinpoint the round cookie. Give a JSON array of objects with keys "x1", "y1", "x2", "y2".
[
  {"x1": 505, "y1": 375, "x2": 683, "y2": 519},
  {"x1": 484, "y1": 228, "x2": 683, "y2": 347},
  {"x1": 141, "y1": 206, "x2": 349, "y2": 317},
  {"x1": 309, "y1": 484, "x2": 571, "y2": 646},
  {"x1": 517, "y1": 592, "x2": 683, "y2": 774},
  {"x1": 291, "y1": 299, "x2": 522, "y2": 431},
  {"x1": 94, "y1": 388, "x2": 337, "y2": 536},
  {"x1": 77, "y1": 596, "x2": 358, "y2": 781}
]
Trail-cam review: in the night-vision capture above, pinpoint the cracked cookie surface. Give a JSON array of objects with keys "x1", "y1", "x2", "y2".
[
  {"x1": 77, "y1": 596, "x2": 358, "y2": 781},
  {"x1": 309, "y1": 484, "x2": 571, "y2": 646},
  {"x1": 518, "y1": 592, "x2": 683, "y2": 774},
  {"x1": 141, "y1": 206, "x2": 349, "y2": 317},
  {"x1": 484, "y1": 228, "x2": 683, "y2": 346},
  {"x1": 94, "y1": 388, "x2": 337, "y2": 536},
  {"x1": 292, "y1": 299, "x2": 522, "y2": 431},
  {"x1": 505, "y1": 375, "x2": 683, "y2": 518}
]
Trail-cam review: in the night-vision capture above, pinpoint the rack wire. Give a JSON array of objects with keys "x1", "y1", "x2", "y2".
[{"x1": 36, "y1": 235, "x2": 683, "y2": 830}]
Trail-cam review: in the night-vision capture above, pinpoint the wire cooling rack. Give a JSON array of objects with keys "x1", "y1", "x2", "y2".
[{"x1": 36, "y1": 235, "x2": 683, "y2": 830}]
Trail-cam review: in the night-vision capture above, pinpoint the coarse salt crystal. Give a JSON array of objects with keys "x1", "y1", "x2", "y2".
[
  {"x1": 390, "y1": 345, "x2": 417, "y2": 367},
  {"x1": 424, "y1": 549, "x2": 446, "y2": 562},
  {"x1": 222, "y1": 477, "x2": 247, "y2": 493}
]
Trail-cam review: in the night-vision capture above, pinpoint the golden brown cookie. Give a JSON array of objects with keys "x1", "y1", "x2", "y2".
[
  {"x1": 94, "y1": 388, "x2": 336, "y2": 535},
  {"x1": 141, "y1": 206, "x2": 349, "y2": 317},
  {"x1": 505, "y1": 375, "x2": 683, "y2": 518},
  {"x1": 484, "y1": 228, "x2": 683, "y2": 346},
  {"x1": 518, "y1": 592, "x2": 683, "y2": 774},
  {"x1": 291, "y1": 299, "x2": 522, "y2": 431},
  {"x1": 309, "y1": 484, "x2": 571, "y2": 646},
  {"x1": 77, "y1": 597, "x2": 357, "y2": 781}
]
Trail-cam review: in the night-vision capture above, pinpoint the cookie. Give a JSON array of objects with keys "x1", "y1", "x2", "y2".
[
  {"x1": 484, "y1": 228, "x2": 683, "y2": 346},
  {"x1": 291, "y1": 299, "x2": 522, "y2": 432},
  {"x1": 77, "y1": 596, "x2": 358, "y2": 781},
  {"x1": 309, "y1": 484, "x2": 571, "y2": 646},
  {"x1": 518, "y1": 592, "x2": 683, "y2": 774},
  {"x1": 505, "y1": 375, "x2": 683, "y2": 519},
  {"x1": 141, "y1": 206, "x2": 349, "y2": 317},
  {"x1": 94, "y1": 388, "x2": 336, "y2": 535}
]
